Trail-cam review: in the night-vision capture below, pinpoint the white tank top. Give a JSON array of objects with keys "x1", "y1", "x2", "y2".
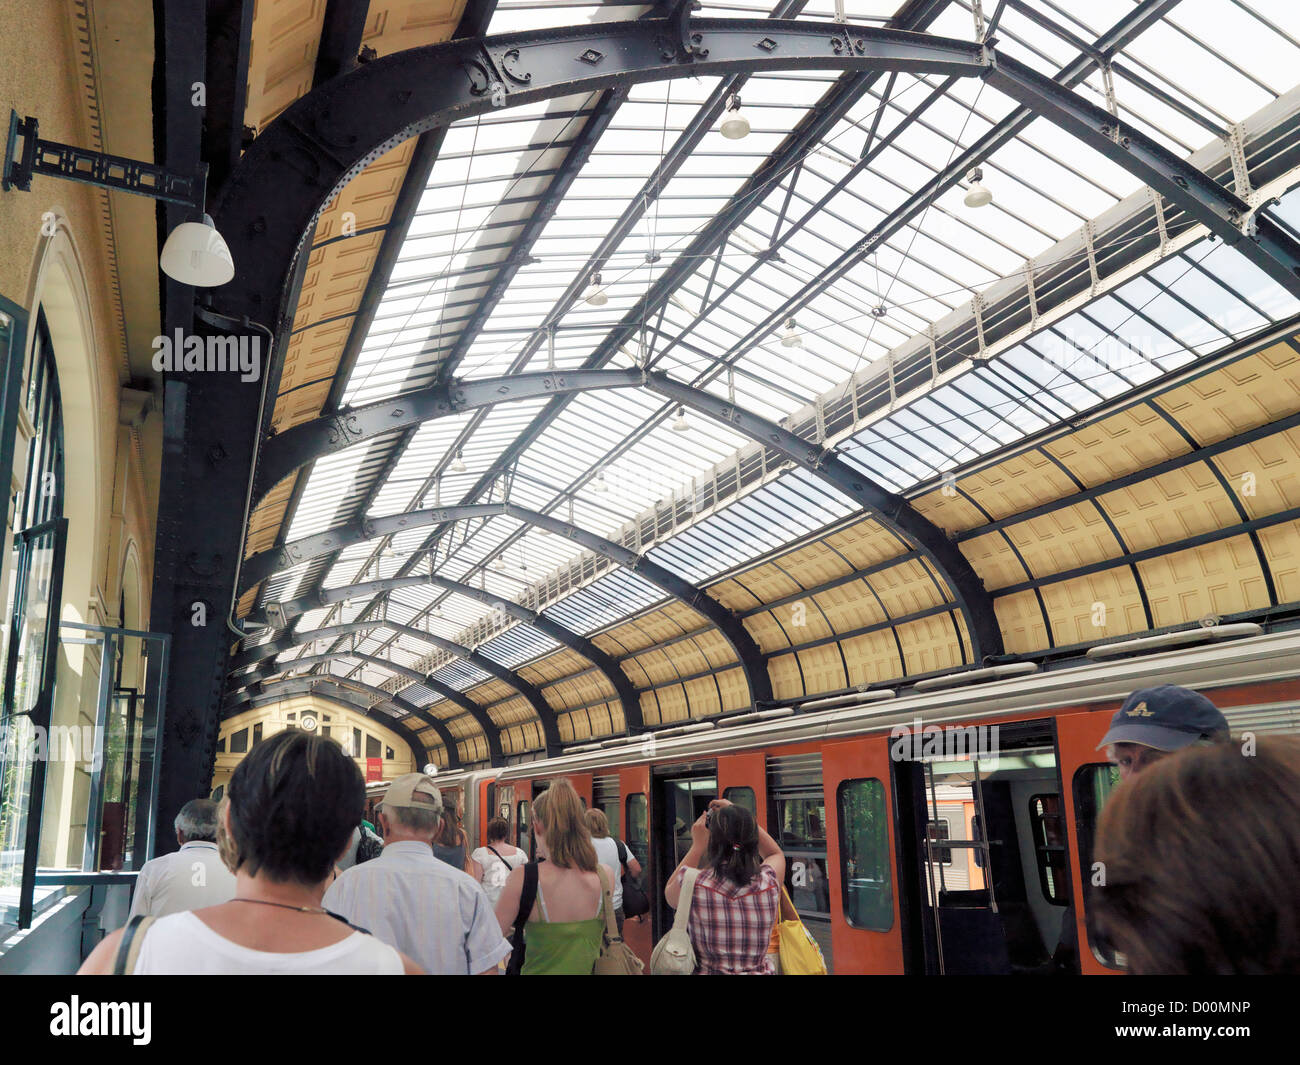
[{"x1": 131, "y1": 911, "x2": 404, "y2": 975}]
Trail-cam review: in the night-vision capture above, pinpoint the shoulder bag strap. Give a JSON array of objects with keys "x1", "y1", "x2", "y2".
[
  {"x1": 507, "y1": 861, "x2": 539, "y2": 974},
  {"x1": 112, "y1": 915, "x2": 156, "y2": 975},
  {"x1": 674, "y1": 867, "x2": 700, "y2": 933},
  {"x1": 486, "y1": 845, "x2": 507, "y2": 866},
  {"x1": 779, "y1": 882, "x2": 799, "y2": 923},
  {"x1": 616, "y1": 840, "x2": 629, "y2": 867},
  {"x1": 596, "y1": 865, "x2": 620, "y2": 941}
]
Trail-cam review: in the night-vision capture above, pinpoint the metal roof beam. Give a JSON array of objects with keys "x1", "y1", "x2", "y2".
[
  {"x1": 223, "y1": 676, "x2": 460, "y2": 768},
  {"x1": 240, "y1": 500, "x2": 772, "y2": 702}
]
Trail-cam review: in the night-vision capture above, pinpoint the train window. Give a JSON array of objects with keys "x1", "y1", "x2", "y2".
[
  {"x1": 1028, "y1": 795, "x2": 1068, "y2": 906},
  {"x1": 517, "y1": 800, "x2": 531, "y2": 851},
  {"x1": 229, "y1": 728, "x2": 248, "y2": 755},
  {"x1": 926, "y1": 818, "x2": 952, "y2": 866},
  {"x1": 626, "y1": 793, "x2": 648, "y2": 869},
  {"x1": 773, "y1": 794, "x2": 830, "y2": 919},
  {"x1": 837, "y1": 778, "x2": 893, "y2": 932},
  {"x1": 252, "y1": 722, "x2": 263, "y2": 745},
  {"x1": 1073, "y1": 764, "x2": 1124, "y2": 969},
  {"x1": 723, "y1": 786, "x2": 755, "y2": 817}
]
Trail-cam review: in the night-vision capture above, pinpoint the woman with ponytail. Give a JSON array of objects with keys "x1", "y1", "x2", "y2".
[
  {"x1": 664, "y1": 798, "x2": 785, "y2": 974},
  {"x1": 494, "y1": 778, "x2": 620, "y2": 974}
]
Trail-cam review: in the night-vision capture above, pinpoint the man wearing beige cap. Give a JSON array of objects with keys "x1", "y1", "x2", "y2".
[{"x1": 323, "y1": 773, "x2": 510, "y2": 974}]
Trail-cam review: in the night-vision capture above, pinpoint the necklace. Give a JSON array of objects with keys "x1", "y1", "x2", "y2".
[{"x1": 231, "y1": 897, "x2": 329, "y2": 915}]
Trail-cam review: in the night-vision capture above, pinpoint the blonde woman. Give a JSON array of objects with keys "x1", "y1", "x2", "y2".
[
  {"x1": 584, "y1": 807, "x2": 642, "y2": 933},
  {"x1": 494, "y1": 779, "x2": 618, "y2": 974}
]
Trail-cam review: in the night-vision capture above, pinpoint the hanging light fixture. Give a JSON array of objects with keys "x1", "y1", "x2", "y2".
[
  {"x1": 491, "y1": 558, "x2": 507, "y2": 571},
  {"x1": 963, "y1": 166, "x2": 993, "y2": 208},
  {"x1": 720, "y1": 94, "x2": 750, "y2": 140},
  {"x1": 672, "y1": 405, "x2": 689, "y2": 432},
  {"x1": 450, "y1": 450, "x2": 467, "y2": 473},
  {"x1": 584, "y1": 271, "x2": 608, "y2": 306},
  {"x1": 593, "y1": 471, "x2": 608, "y2": 493},
  {"x1": 159, "y1": 213, "x2": 236, "y2": 287},
  {"x1": 780, "y1": 317, "x2": 803, "y2": 349}
]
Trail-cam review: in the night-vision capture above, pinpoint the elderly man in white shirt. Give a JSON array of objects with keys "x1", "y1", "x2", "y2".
[
  {"x1": 127, "y1": 798, "x2": 237, "y2": 919},
  {"x1": 323, "y1": 773, "x2": 510, "y2": 975}
]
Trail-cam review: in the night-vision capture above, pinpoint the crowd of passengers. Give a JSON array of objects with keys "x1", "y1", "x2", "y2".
[{"x1": 79, "y1": 684, "x2": 1300, "y2": 975}]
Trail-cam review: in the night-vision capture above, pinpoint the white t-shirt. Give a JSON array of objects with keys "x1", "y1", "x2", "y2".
[
  {"x1": 470, "y1": 844, "x2": 526, "y2": 908},
  {"x1": 591, "y1": 837, "x2": 628, "y2": 912},
  {"x1": 323, "y1": 841, "x2": 511, "y2": 975},
  {"x1": 130, "y1": 911, "x2": 403, "y2": 974},
  {"x1": 128, "y1": 841, "x2": 237, "y2": 920}
]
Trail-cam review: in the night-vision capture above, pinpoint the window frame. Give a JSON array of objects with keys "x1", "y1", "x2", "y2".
[{"x1": 836, "y1": 777, "x2": 894, "y2": 933}]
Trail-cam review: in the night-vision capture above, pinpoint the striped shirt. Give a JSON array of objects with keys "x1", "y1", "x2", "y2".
[{"x1": 675, "y1": 863, "x2": 780, "y2": 975}]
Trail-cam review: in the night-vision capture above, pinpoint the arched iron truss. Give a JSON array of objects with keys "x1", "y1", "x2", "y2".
[
  {"x1": 229, "y1": 649, "x2": 505, "y2": 764},
  {"x1": 231, "y1": 620, "x2": 555, "y2": 751},
  {"x1": 253, "y1": 367, "x2": 1002, "y2": 659},
  {"x1": 222, "y1": 675, "x2": 456, "y2": 769},
  {"x1": 241, "y1": 500, "x2": 774, "y2": 704},
  {"x1": 253, "y1": 572, "x2": 640, "y2": 745},
  {"x1": 210, "y1": 7, "x2": 1300, "y2": 769}
]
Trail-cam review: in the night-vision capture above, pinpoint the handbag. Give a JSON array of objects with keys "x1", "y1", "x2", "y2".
[
  {"x1": 775, "y1": 886, "x2": 827, "y2": 975},
  {"x1": 616, "y1": 840, "x2": 650, "y2": 918},
  {"x1": 592, "y1": 865, "x2": 645, "y2": 975},
  {"x1": 505, "y1": 861, "x2": 539, "y2": 976},
  {"x1": 650, "y1": 867, "x2": 699, "y2": 975}
]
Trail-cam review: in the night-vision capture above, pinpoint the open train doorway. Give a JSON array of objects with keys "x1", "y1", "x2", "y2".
[
  {"x1": 893, "y1": 720, "x2": 1076, "y2": 975},
  {"x1": 651, "y1": 762, "x2": 716, "y2": 940}
]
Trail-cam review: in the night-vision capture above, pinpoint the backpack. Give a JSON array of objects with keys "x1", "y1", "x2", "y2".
[
  {"x1": 616, "y1": 840, "x2": 650, "y2": 918},
  {"x1": 356, "y1": 824, "x2": 384, "y2": 864},
  {"x1": 650, "y1": 867, "x2": 699, "y2": 975}
]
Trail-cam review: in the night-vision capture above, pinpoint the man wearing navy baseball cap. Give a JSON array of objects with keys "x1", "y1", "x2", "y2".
[{"x1": 1097, "y1": 684, "x2": 1230, "y2": 780}]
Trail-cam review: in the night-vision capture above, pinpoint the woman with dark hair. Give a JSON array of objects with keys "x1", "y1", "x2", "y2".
[
  {"x1": 471, "y1": 817, "x2": 526, "y2": 908},
  {"x1": 79, "y1": 730, "x2": 421, "y2": 974},
  {"x1": 1093, "y1": 735, "x2": 1300, "y2": 975},
  {"x1": 664, "y1": 797, "x2": 785, "y2": 975},
  {"x1": 433, "y1": 803, "x2": 470, "y2": 873}
]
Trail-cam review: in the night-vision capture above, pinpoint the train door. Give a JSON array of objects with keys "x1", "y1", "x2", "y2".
[
  {"x1": 824, "y1": 736, "x2": 905, "y2": 974},
  {"x1": 1056, "y1": 709, "x2": 1125, "y2": 975},
  {"x1": 766, "y1": 751, "x2": 833, "y2": 971},
  {"x1": 619, "y1": 765, "x2": 652, "y2": 967},
  {"x1": 893, "y1": 719, "x2": 1076, "y2": 975},
  {"x1": 651, "y1": 761, "x2": 716, "y2": 940}
]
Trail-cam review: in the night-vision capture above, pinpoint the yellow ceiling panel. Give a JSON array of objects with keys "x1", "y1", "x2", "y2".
[
  {"x1": 840, "y1": 628, "x2": 902, "y2": 689},
  {"x1": 716, "y1": 667, "x2": 751, "y2": 712},
  {"x1": 1213, "y1": 425, "x2": 1300, "y2": 519},
  {"x1": 912, "y1": 488, "x2": 988, "y2": 533},
  {"x1": 1136, "y1": 535, "x2": 1268, "y2": 627},
  {"x1": 896, "y1": 614, "x2": 964, "y2": 676},
  {"x1": 485, "y1": 696, "x2": 535, "y2": 728},
  {"x1": 722, "y1": 564, "x2": 805, "y2": 603},
  {"x1": 651, "y1": 685, "x2": 689, "y2": 725},
  {"x1": 518, "y1": 648, "x2": 601, "y2": 686},
  {"x1": 768, "y1": 653, "x2": 808, "y2": 700},
  {"x1": 362, "y1": 0, "x2": 467, "y2": 51},
  {"x1": 1096, "y1": 462, "x2": 1237, "y2": 553},
  {"x1": 244, "y1": 0, "x2": 328, "y2": 132},
  {"x1": 1257, "y1": 519, "x2": 1300, "y2": 604},
  {"x1": 1038, "y1": 566, "x2": 1147, "y2": 647},
  {"x1": 687, "y1": 628, "x2": 737, "y2": 667},
  {"x1": 772, "y1": 596, "x2": 834, "y2": 642},
  {"x1": 950, "y1": 449, "x2": 1079, "y2": 522},
  {"x1": 961, "y1": 530, "x2": 1031, "y2": 590},
  {"x1": 1045, "y1": 404, "x2": 1188, "y2": 487},
  {"x1": 823, "y1": 517, "x2": 909, "y2": 567},
  {"x1": 1005, "y1": 502, "x2": 1124, "y2": 579},
  {"x1": 779, "y1": 541, "x2": 855, "y2": 587},
  {"x1": 810, "y1": 579, "x2": 889, "y2": 633},
  {"x1": 795, "y1": 644, "x2": 847, "y2": 696},
  {"x1": 469, "y1": 678, "x2": 513, "y2": 705},
  {"x1": 993, "y1": 589, "x2": 1050, "y2": 655},
  {"x1": 291, "y1": 232, "x2": 385, "y2": 332},
  {"x1": 1154, "y1": 340, "x2": 1300, "y2": 446},
  {"x1": 870, "y1": 557, "x2": 951, "y2": 618},
  {"x1": 313, "y1": 139, "x2": 417, "y2": 242},
  {"x1": 742, "y1": 611, "x2": 794, "y2": 654},
  {"x1": 639, "y1": 690, "x2": 665, "y2": 727},
  {"x1": 708, "y1": 577, "x2": 763, "y2": 611},
  {"x1": 245, "y1": 472, "x2": 297, "y2": 558},
  {"x1": 683, "y1": 675, "x2": 723, "y2": 717}
]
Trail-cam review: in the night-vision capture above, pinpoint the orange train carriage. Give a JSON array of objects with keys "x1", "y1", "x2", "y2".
[{"x1": 366, "y1": 628, "x2": 1300, "y2": 975}]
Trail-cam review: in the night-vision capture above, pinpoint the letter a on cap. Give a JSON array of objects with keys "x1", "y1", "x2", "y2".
[{"x1": 1126, "y1": 701, "x2": 1153, "y2": 717}]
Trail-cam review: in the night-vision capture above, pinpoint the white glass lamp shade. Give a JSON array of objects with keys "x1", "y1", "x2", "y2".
[
  {"x1": 964, "y1": 182, "x2": 993, "y2": 208},
  {"x1": 160, "y1": 214, "x2": 235, "y2": 287},
  {"x1": 720, "y1": 107, "x2": 750, "y2": 140}
]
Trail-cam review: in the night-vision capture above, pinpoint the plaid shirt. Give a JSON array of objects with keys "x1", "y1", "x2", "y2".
[{"x1": 675, "y1": 863, "x2": 780, "y2": 975}]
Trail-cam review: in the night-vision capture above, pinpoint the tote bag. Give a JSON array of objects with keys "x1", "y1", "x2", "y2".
[{"x1": 775, "y1": 885, "x2": 827, "y2": 975}]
